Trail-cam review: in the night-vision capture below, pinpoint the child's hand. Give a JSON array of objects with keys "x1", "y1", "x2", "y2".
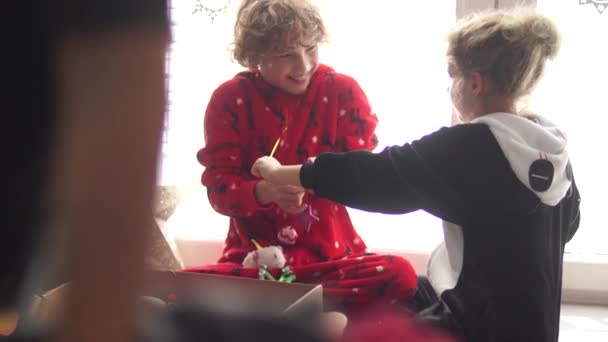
[
  {"x1": 251, "y1": 156, "x2": 281, "y2": 180},
  {"x1": 273, "y1": 185, "x2": 307, "y2": 214},
  {"x1": 254, "y1": 181, "x2": 307, "y2": 214}
]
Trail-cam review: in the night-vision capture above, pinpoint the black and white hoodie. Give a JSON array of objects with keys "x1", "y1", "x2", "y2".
[{"x1": 300, "y1": 113, "x2": 581, "y2": 342}]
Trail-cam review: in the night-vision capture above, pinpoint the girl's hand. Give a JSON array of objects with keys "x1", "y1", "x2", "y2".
[
  {"x1": 254, "y1": 181, "x2": 307, "y2": 214},
  {"x1": 251, "y1": 156, "x2": 281, "y2": 180},
  {"x1": 273, "y1": 184, "x2": 308, "y2": 214}
]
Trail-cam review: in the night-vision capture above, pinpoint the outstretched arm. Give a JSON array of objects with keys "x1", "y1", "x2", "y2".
[
  {"x1": 251, "y1": 156, "x2": 304, "y2": 187},
  {"x1": 252, "y1": 144, "x2": 427, "y2": 215},
  {"x1": 253, "y1": 123, "x2": 546, "y2": 221}
]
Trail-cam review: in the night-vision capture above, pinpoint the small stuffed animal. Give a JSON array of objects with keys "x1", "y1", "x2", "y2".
[{"x1": 242, "y1": 246, "x2": 286, "y2": 269}]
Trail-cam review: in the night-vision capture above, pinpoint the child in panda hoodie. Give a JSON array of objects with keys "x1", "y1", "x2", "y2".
[{"x1": 251, "y1": 9, "x2": 581, "y2": 342}]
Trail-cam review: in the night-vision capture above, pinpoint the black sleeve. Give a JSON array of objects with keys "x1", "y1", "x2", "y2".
[
  {"x1": 563, "y1": 172, "x2": 581, "y2": 243},
  {"x1": 300, "y1": 124, "x2": 538, "y2": 222},
  {"x1": 300, "y1": 145, "x2": 429, "y2": 214}
]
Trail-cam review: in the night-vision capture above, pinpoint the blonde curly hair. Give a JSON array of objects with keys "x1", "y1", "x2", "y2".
[
  {"x1": 232, "y1": 0, "x2": 327, "y2": 68},
  {"x1": 447, "y1": 8, "x2": 560, "y2": 100}
]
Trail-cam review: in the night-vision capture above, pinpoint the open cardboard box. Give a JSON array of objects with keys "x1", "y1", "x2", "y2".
[
  {"x1": 32, "y1": 270, "x2": 323, "y2": 324},
  {"x1": 143, "y1": 270, "x2": 323, "y2": 316},
  {"x1": 31, "y1": 282, "x2": 70, "y2": 324}
]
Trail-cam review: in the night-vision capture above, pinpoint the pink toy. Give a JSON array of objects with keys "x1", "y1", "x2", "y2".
[{"x1": 277, "y1": 225, "x2": 298, "y2": 245}]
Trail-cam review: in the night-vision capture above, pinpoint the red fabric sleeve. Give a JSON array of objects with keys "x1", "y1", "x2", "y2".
[
  {"x1": 197, "y1": 84, "x2": 270, "y2": 217},
  {"x1": 336, "y1": 78, "x2": 379, "y2": 152}
]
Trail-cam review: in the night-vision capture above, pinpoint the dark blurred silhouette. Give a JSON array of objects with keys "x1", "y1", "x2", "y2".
[{"x1": 2, "y1": 1, "x2": 323, "y2": 342}]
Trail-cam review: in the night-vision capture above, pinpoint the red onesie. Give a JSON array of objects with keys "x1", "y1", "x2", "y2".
[{"x1": 185, "y1": 64, "x2": 417, "y2": 314}]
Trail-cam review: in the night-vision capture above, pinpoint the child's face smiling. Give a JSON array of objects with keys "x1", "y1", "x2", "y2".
[{"x1": 258, "y1": 44, "x2": 319, "y2": 95}]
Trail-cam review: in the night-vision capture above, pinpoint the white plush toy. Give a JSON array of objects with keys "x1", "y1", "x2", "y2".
[{"x1": 242, "y1": 245, "x2": 286, "y2": 269}]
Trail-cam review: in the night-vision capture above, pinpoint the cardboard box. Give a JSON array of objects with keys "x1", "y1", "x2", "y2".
[
  {"x1": 143, "y1": 270, "x2": 323, "y2": 317},
  {"x1": 31, "y1": 282, "x2": 70, "y2": 323},
  {"x1": 32, "y1": 270, "x2": 323, "y2": 323}
]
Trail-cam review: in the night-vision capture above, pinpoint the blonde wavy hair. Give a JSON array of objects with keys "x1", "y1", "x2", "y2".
[
  {"x1": 232, "y1": 0, "x2": 327, "y2": 68},
  {"x1": 447, "y1": 8, "x2": 561, "y2": 101}
]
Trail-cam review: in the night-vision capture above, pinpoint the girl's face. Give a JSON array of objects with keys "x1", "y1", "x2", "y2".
[
  {"x1": 448, "y1": 62, "x2": 482, "y2": 122},
  {"x1": 257, "y1": 44, "x2": 319, "y2": 95}
]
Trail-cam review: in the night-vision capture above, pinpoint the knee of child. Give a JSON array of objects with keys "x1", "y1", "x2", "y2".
[{"x1": 388, "y1": 255, "x2": 418, "y2": 290}]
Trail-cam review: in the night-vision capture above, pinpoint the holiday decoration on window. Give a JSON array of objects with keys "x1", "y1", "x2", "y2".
[
  {"x1": 193, "y1": 0, "x2": 232, "y2": 23},
  {"x1": 579, "y1": 0, "x2": 608, "y2": 14}
]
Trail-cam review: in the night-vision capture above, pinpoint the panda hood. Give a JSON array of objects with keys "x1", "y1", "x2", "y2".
[{"x1": 471, "y1": 112, "x2": 571, "y2": 206}]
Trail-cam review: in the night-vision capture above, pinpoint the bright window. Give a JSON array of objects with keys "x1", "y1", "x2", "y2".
[
  {"x1": 531, "y1": 0, "x2": 608, "y2": 256},
  {"x1": 313, "y1": 0, "x2": 455, "y2": 252},
  {"x1": 162, "y1": 0, "x2": 608, "y2": 305},
  {"x1": 163, "y1": 0, "x2": 607, "y2": 257}
]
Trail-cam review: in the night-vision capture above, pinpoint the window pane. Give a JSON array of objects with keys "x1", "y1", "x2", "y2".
[
  {"x1": 313, "y1": 0, "x2": 455, "y2": 251},
  {"x1": 161, "y1": 0, "x2": 242, "y2": 186},
  {"x1": 163, "y1": 0, "x2": 456, "y2": 252},
  {"x1": 533, "y1": 1, "x2": 608, "y2": 255}
]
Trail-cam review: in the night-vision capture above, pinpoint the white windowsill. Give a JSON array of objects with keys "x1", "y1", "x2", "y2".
[{"x1": 165, "y1": 189, "x2": 608, "y2": 306}]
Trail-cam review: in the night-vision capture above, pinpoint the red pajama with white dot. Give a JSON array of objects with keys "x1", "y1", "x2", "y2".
[{"x1": 186, "y1": 64, "x2": 417, "y2": 315}]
